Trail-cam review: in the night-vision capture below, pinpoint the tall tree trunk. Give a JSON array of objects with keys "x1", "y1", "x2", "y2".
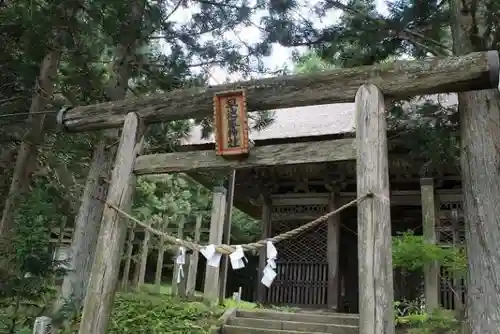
[
  {"x1": 0, "y1": 50, "x2": 60, "y2": 242},
  {"x1": 55, "y1": 142, "x2": 110, "y2": 311},
  {"x1": 55, "y1": 0, "x2": 147, "y2": 312},
  {"x1": 450, "y1": 1, "x2": 500, "y2": 332}
]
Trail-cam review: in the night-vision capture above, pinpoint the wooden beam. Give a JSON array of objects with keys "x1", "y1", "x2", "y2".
[
  {"x1": 79, "y1": 112, "x2": 144, "y2": 334},
  {"x1": 355, "y1": 84, "x2": 395, "y2": 334},
  {"x1": 271, "y1": 190, "x2": 463, "y2": 206},
  {"x1": 134, "y1": 138, "x2": 356, "y2": 174},
  {"x1": 59, "y1": 51, "x2": 499, "y2": 132}
]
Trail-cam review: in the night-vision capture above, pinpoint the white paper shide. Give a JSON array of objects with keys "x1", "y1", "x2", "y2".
[
  {"x1": 261, "y1": 241, "x2": 278, "y2": 287},
  {"x1": 200, "y1": 244, "x2": 222, "y2": 268},
  {"x1": 175, "y1": 246, "x2": 186, "y2": 283},
  {"x1": 229, "y1": 245, "x2": 247, "y2": 270}
]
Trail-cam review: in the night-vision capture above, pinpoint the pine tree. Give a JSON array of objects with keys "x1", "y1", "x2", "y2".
[{"x1": 0, "y1": 0, "x2": 83, "y2": 247}]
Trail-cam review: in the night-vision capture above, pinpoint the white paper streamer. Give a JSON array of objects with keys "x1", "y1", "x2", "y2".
[
  {"x1": 267, "y1": 257, "x2": 276, "y2": 269},
  {"x1": 261, "y1": 265, "x2": 277, "y2": 287},
  {"x1": 176, "y1": 247, "x2": 186, "y2": 265},
  {"x1": 200, "y1": 244, "x2": 222, "y2": 268},
  {"x1": 176, "y1": 265, "x2": 184, "y2": 284},
  {"x1": 261, "y1": 241, "x2": 278, "y2": 287},
  {"x1": 266, "y1": 241, "x2": 277, "y2": 259},
  {"x1": 229, "y1": 245, "x2": 247, "y2": 270},
  {"x1": 175, "y1": 247, "x2": 186, "y2": 283}
]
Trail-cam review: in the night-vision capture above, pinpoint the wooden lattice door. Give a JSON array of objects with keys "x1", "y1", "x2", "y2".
[{"x1": 267, "y1": 204, "x2": 329, "y2": 308}]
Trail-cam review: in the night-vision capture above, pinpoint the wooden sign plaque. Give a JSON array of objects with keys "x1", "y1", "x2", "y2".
[{"x1": 213, "y1": 89, "x2": 250, "y2": 158}]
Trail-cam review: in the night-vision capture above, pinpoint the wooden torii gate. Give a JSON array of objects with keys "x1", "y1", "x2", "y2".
[{"x1": 57, "y1": 51, "x2": 499, "y2": 334}]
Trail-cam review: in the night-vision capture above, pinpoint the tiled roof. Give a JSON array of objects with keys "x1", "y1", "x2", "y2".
[{"x1": 181, "y1": 94, "x2": 458, "y2": 145}]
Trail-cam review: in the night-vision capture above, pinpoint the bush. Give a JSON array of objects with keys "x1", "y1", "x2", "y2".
[{"x1": 107, "y1": 292, "x2": 222, "y2": 334}]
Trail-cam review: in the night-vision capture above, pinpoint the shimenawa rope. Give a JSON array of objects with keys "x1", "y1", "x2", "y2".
[{"x1": 99, "y1": 192, "x2": 373, "y2": 255}]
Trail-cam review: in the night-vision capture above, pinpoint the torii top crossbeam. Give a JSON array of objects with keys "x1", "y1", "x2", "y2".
[{"x1": 58, "y1": 51, "x2": 499, "y2": 133}]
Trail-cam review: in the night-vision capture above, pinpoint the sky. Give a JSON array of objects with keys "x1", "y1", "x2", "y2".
[{"x1": 169, "y1": 0, "x2": 389, "y2": 84}]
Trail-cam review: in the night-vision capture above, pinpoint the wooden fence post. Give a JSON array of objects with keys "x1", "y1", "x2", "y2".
[
  {"x1": 355, "y1": 84, "x2": 395, "y2": 334},
  {"x1": 171, "y1": 216, "x2": 185, "y2": 296},
  {"x1": 178, "y1": 254, "x2": 190, "y2": 297},
  {"x1": 203, "y1": 187, "x2": 226, "y2": 301},
  {"x1": 451, "y1": 208, "x2": 463, "y2": 310},
  {"x1": 137, "y1": 219, "x2": 153, "y2": 289},
  {"x1": 121, "y1": 224, "x2": 135, "y2": 289},
  {"x1": 33, "y1": 316, "x2": 52, "y2": 334},
  {"x1": 327, "y1": 191, "x2": 341, "y2": 310},
  {"x1": 154, "y1": 215, "x2": 169, "y2": 293},
  {"x1": 256, "y1": 196, "x2": 271, "y2": 303},
  {"x1": 186, "y1": 213, "x2": 203, "y2": 297},
  {"x1": 78, "y1": 112, "x2": 145, "y2": 334},
  {"x1": 420, "y1": 178, "x2": 440, "y2": 311},
  {"x1": 219, "y1": 170, "x2": 236, "y2": 305}
]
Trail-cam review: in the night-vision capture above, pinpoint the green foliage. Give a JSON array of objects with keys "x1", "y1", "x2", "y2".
[
  {"x1": 395, "y1": 306, "x2": 461, "y2": 333},
  {"x1": 393, "y1": 297, "x2": 461, "y2": 332},
  {"x1": 134, "y1": 175, "x2": 193, "y2": 221},
  {"x1": 230, "y1": 209, "x2": 261, "y2": 244},
  {"x1": 0, "y1": 180, "x2": 67, "y2": 333},
  {"x1": 107, "y1": 293, "x2": 221, "y2": 334},
  {"x1": 294, "y1": 53, "x2": 337, "y2": 74},
  {"x1": 391, "y1": 231, "x2": 466, "y2": 332},
  {"x1": 133, "y1": 174, "x2": 261, "y2": 245},
  {"x1": 222, "y1": 298, "x2": 258, "y2": 310},
  {"x1": 392, "y1": 231, "x2": 467, "y2": 276}
]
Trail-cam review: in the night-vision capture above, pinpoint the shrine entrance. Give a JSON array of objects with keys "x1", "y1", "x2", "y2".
[
  {"x1": 270, "y1": 217, "x2": 329, "y2": 307},
  {"x1": 56, "y1": 50, "x2": 499, "y2": 334},
  {"x1": 240, "y1": 161, "x2": 358, "y2": 310}
]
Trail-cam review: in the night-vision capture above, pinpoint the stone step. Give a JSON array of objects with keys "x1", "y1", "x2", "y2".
[
  {"x1": 227, "y1": 317, "x2": 359, "y2": 334},
  {"x1": 221, "y1": 325, "x2": 331, "y2": 334},
  {"x1": 235, "y1": 310, "x2": 359, "y2": 326}
]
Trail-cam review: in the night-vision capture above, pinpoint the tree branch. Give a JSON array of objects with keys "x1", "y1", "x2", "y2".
[
  {"x1": 324, "y1": 0, "x2": 451, "y2": 56},
  {"x1": 165, "y1": 0, "x2": 184, "y2": 21}
]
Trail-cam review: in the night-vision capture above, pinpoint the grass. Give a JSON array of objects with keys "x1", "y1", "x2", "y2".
[
  {"x1": 109, "y1": 291, "x2": 221, "y2": 333},
  {"x1": 0, "y1": 282, "x2": 296, "y2": 333},
  {"x1": 107, "y1": 283, "x2": 265, "y2": 333}
]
